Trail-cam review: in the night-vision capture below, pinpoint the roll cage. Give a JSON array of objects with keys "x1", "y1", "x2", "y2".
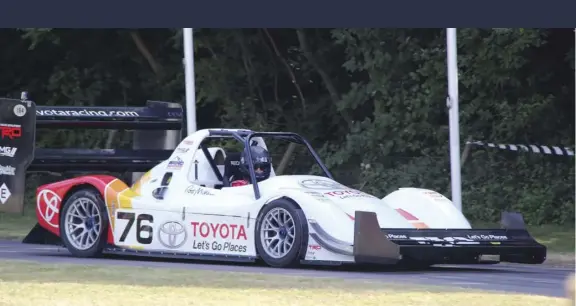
[
  {"x1": 202, "y1": 129, "x2": 334, "y2": 199},
  {"x1": 0, "y1": 91, "x2": 332, "y2": 211}
]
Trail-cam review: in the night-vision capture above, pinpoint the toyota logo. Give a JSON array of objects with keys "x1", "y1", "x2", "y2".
[
  {"x1": 37, "y1": 189, "x2": 62, "y2": 228},
  {"x1": 299, "y1": 179, "x2": 347, "y2": 190},
  {"x1": 157, "y1": 221, "x2": 187, "y2": 249}
]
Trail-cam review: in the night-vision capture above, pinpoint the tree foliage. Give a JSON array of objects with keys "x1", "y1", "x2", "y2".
[{"x1": 1, "y1": 28, "x2": 573, "y2": 225}]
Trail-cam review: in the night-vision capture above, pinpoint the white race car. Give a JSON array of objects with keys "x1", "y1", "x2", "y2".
[{"x1": 25, "y1": 128, "x2": 547, "y2": 267}]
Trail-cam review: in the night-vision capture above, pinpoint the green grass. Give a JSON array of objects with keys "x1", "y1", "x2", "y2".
[
  {"x1": 0, "y1": 260, "x2": 570, "y2": 306},
  {"x1": 0, "y1": 210, "x2": 36, "y2": 240}
]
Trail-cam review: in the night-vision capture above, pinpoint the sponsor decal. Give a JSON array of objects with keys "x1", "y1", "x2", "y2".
[
  {"x1": 0, "y1": 165, "x2": 15, "y2": 176},
  {"x1": 303, "y1": 191, "x2": 332, "y2": 202},
  {"x1": 306, "y1": 242, "x2": 322, "y2": 260},
  {"x1": 190, "y1": 221, "x2": 248, "y2": 253},
  {"x1": 157, "y1": 221, "x2": 187, "y2": 249},
  {"x1": 387, "y1": 234, "x2": 508, "y2": 244},
  {"x1": 299, "y1": 179, "x2": 347, "y2": 190},
  {"x1": 308, "y1": 244, "x2": 321, "y2": 251},
  {"x1": 240, "y1": 155, "x2": 271, "y2": 164},
  {"x1": 37, "y1": 189, "x2": 61, "y2": 227},
  {"x1": 167, "y1": 157, "x2": 184, "y2": 170},
  {"x1": 422, "y1": 190, "x2": 451, "y2": 202},
  {"x1": 182, "y1": 140, "x2": 194, "y2": 145},
  {"x1": 324, "y1": 190, "x2": 375, "y2": 200},
  {"x1": 230, "y1": 160, "x2": 241, "y2": 166},
  {"x1": 0, "y1": 146, "x2": 17, "y2": 158},
  {"x1": 423, "y1": 190, "x2": 443, "y2": 198},
  {"x1": 0, "y1": 183, "x2": 11, "y2": 204},
  {"x1": 191, "y1": 222, "x2": 247, "y2": 240},
  {"x1": 0, "y1": 124, "x2": 21, "y2": 140},
  {"x1": 386, "y1": 233, "x2": 408, "y2": 240},
  {"x1": 466, "y1": 234, "x2": 508, "y2": 241},
  {"x1": 408, "y1": 236, "x2": 480, "y2": 245},
  {"x1": 36, "y1": 109, "x2": 139, "y2": 117},
  {"x1": 13, "y1": 104, "x2": 27, "y2": 117},
  {"x1": 167, "y1": 111, "x2": 182, "y2": 118},
  {"x1": 175, "y1": 147, "x2": 189, "y2": 154},
  {"x1": 185, "y1": 185, "x2": 214, "y2": 196}
]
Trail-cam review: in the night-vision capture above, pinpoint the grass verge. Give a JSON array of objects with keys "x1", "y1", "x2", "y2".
[
  {"x1": 0, "y1": 260, "x2": 569, "y2": 306},
  {"x1": 0, "y1": 211, "x2": 36, "y2": 240}
]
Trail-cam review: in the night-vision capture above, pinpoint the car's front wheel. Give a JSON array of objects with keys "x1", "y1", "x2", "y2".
[
  {"x1": 255, "y1": 199, "x2": 308, "y2": 268},
  {"x1": 59, "y1": 188, "x2": 109, "y2": 258}
]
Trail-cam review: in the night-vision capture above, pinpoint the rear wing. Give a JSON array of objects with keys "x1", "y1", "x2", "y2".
[
  {"x1": 0, "y1": 94, "x2": 183, "y2": 212},
  {"x1": 35, "y1": 104, "x2": 181, "y2": 130}
]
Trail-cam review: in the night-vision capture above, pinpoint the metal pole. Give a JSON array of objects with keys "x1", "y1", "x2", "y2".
[
  {"x1": 183, "y1": 28, "x2": 197, "y2": 135},
  {"x1": 446, "y1": 28, "x2": 462, "y2": 211}
]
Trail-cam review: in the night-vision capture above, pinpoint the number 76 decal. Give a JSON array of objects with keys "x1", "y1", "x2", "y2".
[{"x1": 117, "y1": 212, "x2": 154, "y2": 244}]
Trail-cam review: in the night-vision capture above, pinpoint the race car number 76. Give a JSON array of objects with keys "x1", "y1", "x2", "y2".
[{"x1": 117, "y1": 212, "x2": 154, "y2": 245}]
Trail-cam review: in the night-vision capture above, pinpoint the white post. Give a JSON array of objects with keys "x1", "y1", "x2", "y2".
[
  {"x1": 446, "y1": 28, "x2": 462, "y2": 211},
  {"x1": 183, "y1": 28, "x2": 197, "y2": 135}
]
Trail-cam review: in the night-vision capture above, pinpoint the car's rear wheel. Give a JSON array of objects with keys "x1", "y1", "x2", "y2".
[
  {"x1": 60, "y1": 188, "x2": 109, "y2": 258},
  {"x1": 255, "y1": 199, "x2": 308, "y2": 268}
]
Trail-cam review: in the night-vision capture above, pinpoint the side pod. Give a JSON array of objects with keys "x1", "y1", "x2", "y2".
[{"x1": 22, "y1": 223, "x2": 61, "y2": 245}]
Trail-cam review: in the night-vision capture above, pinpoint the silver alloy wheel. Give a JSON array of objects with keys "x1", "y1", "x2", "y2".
[
  {"x1": 260, "y1": 207, "x2": 296, "y2": 259},
  {"x1": 63, "y1": 197, "x2": 102, "y2": 251}
]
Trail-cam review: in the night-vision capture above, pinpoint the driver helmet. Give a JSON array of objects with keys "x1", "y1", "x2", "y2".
[{"x1": 240, "y1": 146, "x2": 272, "y2": 182}]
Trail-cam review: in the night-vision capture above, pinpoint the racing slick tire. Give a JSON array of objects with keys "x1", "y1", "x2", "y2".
[
  {"x1": 255, "y1": 198, "x2": 308, "y2": 268},
  {"x1": 59, "y1": 188, "x2": 109, "y2": 258}
]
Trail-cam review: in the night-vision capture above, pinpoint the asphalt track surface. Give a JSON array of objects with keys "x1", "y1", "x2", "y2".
[{"x1": 0, "y1": 240, "x2": 571, "y2": 298}]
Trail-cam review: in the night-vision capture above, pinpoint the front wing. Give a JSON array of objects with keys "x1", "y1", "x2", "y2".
[{"x1": 311, "y1": 211, "x2": 547, "y2": 265}]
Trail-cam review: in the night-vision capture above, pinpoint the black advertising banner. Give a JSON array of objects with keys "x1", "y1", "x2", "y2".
[{"x1": 0, "y1": 98, "x2": 36, "y2": 213}]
